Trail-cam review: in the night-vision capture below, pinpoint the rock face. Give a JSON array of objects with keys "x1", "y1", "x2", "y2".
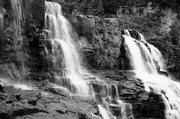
[{"x1": 0, "y1": 0, "x2": 49, "y2": 81}]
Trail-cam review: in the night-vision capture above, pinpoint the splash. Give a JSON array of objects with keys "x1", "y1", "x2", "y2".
[
  {"x1": 123, "y1": 30, "x2": 180, "y2": 119},
  {"x1": 0, "y1": 78, "x2": 32, "y2": 90}
]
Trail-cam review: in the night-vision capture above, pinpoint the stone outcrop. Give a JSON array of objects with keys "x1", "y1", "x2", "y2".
[{"x1": 66, "y1": 14, "x2": 128, "y2": 70}]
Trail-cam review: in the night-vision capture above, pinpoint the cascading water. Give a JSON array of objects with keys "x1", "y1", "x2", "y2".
[
  {"x1": 45, "y1": 1, "x2": 90, "y2": 95},
  {"x1": 123, "y1": 30, "x2": 180, "y2": 119},
  {"x1": 93, "y1": 84, "x2": 134, "y2": 119},
  {"x1": 45, "y1": 1, "x2": 134, "y2": 119}
]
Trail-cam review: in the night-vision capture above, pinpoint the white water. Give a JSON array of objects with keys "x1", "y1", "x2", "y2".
[
  {"x1": 98, "y1": 105, "x2": 112, "y2": 119},
  {"x1": 45, "y1": 2, "x2": 90, "y2": 95},
  {"x1": 139, "y1": 33, "x2": 166, "y2": 71},
  {"x1": 123, "y1": 30, "x2": 180, "y2": 119}
]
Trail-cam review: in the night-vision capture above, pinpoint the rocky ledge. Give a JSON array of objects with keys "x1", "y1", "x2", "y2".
[{"x1": 0, "y1": 71, "x2": 166, "y2": 119}]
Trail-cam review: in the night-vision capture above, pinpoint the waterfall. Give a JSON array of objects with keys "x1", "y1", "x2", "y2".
[
  {"x1": 123, "y1": 30, "x2": 180, "y2": 119},
  {"x1": 45, "y1": 2, "x2": 134, "y2": 119},
  {"x1": 45, "y1": 1, "x2": 90, "y2": 95}
]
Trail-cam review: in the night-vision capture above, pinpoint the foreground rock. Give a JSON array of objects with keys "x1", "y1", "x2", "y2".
[{"x1": 0, "y1": 83, "x2": 98, "y2": 119}]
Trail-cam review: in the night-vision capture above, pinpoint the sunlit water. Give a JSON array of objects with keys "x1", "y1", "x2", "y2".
[
  {"x1": 45, "y1": 1, "x2": 90, "y2": 95},
  {"x1": 123, "y1": 30, "x2": 180, "y2": 119}
]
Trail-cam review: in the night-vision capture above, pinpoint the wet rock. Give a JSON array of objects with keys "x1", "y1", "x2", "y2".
[
  {"x1": 129, "y1": 29, "x2": 141, "y2": 40},
  {"x1": 158, "y1": 71, "x2": 169, "y2": 77},
  {"x1": 0, "y1": 84, "x2": 98, "y2": 119},
  {"x1": 0, "y1": 84, "x2": 4, "y2": 92},
  {"x1": 45, "y1": 87, "x2": 70, "y2": 97},
  {"x1": 118, "y1": 77, "x2": 165, "y2": 119}
]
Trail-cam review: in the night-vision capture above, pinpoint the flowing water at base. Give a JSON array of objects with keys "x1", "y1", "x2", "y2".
[{"x1": 123, "y1": 30, "x2": 180, "y2": 119}]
